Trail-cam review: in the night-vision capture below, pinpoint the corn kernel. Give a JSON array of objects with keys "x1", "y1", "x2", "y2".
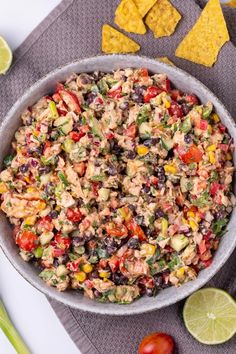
[
  {"x1": 176, "y1": 267, "x2": 185, "y2": 278},
  {"x1": 164, "y1": 101, "x2": 171, "y2": 109},
  {"x1": 212, "y1": 113, "x2": 220, "y2": 123},
  {"x1": 136, "y1": 145, "x2": 149, "y2": 156},
  {"x1": 33, "y1": 130, "x2": 40, "y2": 137},
  {"x1": 0, "y1": 182, "x2": 8, "y2": 194},
  {"x1": 207, "y1": 144, "x2": 216, "y2": 152},
  {"x1": 37, "y1": 201, "x2": 46, "y2": 211},
  {"x1": 74, "y1": 271, "x2": 87, "y2": 282},
  {"x1": 189, "y1": 219, "x2": 198, "y2": 231},
  {"x1": 182, "y1": 217, "x2": 188, "y2": 225},
  {"x1": 226, "y1": 153, "x2": 232, "y2": 161},
  {"x1": 82, "y1": 264, "x2": 93, "y2": 274},
  {"x1": 55, "y1": 205, "x2": 61, "y2": 212},
  {"x1": 161, "y1": 218, "x2": 168, "y2": 235},
  {"x1": 187, "y1": 211, "x2": 195, "y2": 218},
  {"x1": 24, "y1": 215, "x2": 37, "y2": 226},
  {"x1": 118, "y1": 207, "x2": 131, "y2": 221},
  {"x1": 24, "y1": 176, "x2": 31, "y2": 184},
  {"x1": 164, "y1": 165, "x2": 177, "y2": 174},
  {"x1": 99, "y1": 270, "x2": 111, "y2": 279},
  {"x1": 27, "y1": 187, "x2": 38, "y2": 194},
  {"x1": 208, "y1": 151, "x2": 216, "y2": 164},
  {"x1": 208, "y1": 124, "x2": 212, "y2": 134},
  {"x1": 141, "y1": 243, "x2": 156, "y2": 257}
]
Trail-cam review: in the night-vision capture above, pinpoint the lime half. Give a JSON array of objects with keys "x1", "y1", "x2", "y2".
[
  {"x1": 0, "y1": 36, "x2": 12, "y2": 74},
  {"x1": 183, "y1": 288, "x2": 236, "y2": 345}
]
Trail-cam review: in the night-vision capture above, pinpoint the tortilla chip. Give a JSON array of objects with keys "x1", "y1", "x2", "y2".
[
  {"x1": 175, "y1": 0, "x2": 229, "y2": 67},
  {"x1": 224, "y1": 0, "x2": 236, "y2": 7},
  {"x1": 133, "y1": 0, "x2": 157, "y2": 17},
  {"x1": 102, "y1": 24, "x2": 140, "y2": 53},
  {"x1": 145, "y1": 0, "x2": 181, "y2": 38},
  {"x1": 114, "y1": 0, "x2": 146, "y2": 35},
  {"x1": 157, "y1": 57, "x2": 175, "y2": 66}
]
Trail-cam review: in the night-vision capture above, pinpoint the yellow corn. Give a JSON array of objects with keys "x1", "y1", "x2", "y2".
[
  {"x1": 27, "y1": 187, "x2": 38, "y2": 194},
  {"x1": 189, "y1": 219, "x2": 198, "y2": 231},
  {"x1": 37, "y1": 201, "x2": 46, "y2": 211},
  {"x1": 207, "y1": 144, "x2": 216, "y2": 152},
  {"x1": 208, "y1": 124, "x2": 212, "y2": 134},
  {"x1": 24, "y1": 215, "x2": 37, "y2": 226},
  {"x1": 182, "y1": 217, "x2": 188, "y2": 225},
  {"x1": 141, "y1": 243, "x2": 156, "y2": 257},
  {"x1": 55, "y1": 205, "x2": 61, "y2": 212},
  {"x1": 176, "y1": 267, "x2": 185, "y2": 278},
  {"x1": 164, "y1": 100, "x2": 171, "y2": 109},
  {"x1": 212, "y1": 113, "x2": 220, "y2": 123},
  {"x1": 136, "y1": 145, "x2": 149, "y2": 156},
  {"x1": 161, "y1": 218, "x2": 168, "y2": 235},
  {"x1": 208, "y1": 151, "x2": 216, "y2": 164},
  {"x1": 24, "y1": 176, "x2": 31, "y2": 184},
  {"x1": 118, "y1": 207, "x2": 131, "y2": 221},
  {"x1": 164, "y1": 164, "x2": 177, "y2": 174},
  {"x1": 187, "y1": 211, "x2": 195, "y2": 218},
  {"x1": 82, "y1": 264, "x2": 93, "y2": 274},
  {"x1": 33, "y1": 130, "x2": 40, "y2": 137},
  {"x1": 0, "y1": 182, "x2": 8, "y2": 194},
  {"x1": 99, "y1": 270, "x2": 111, "y2": 279},
  {"x1": 74, "y1": 271, "x2": 87, "y2": 282},
  {"x1": 226, "y1": 152, "x2": 232, "y2": 161}
]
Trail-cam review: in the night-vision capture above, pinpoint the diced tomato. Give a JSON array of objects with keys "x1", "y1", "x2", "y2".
[
  {"x1": 125, "y1": 219, "x2": 147, "y2": 241},
  {"x1": 105, "y1": 132, "x2": 114, "y2": 139},
  {"x1": 99, "y1": 259, "x2": 108, "y2": 268},
  {"x1": 202, "y1": 258, "x2": 213, "y2": 268},
  {"x1": 217, "y1": 143, "x2": 229, "y2": 152},
  {"x1": 92, "y1": 182, "x2": 100, "y2": 196},
  {"x1": 210, "y1": 182, "x2": 222, "y2": 196},
  {"x1": 54, "y1": 233, "x2": 71, "y2": 250},
  {"x1": 96, "y1": 97, "x2": 103, "y2": 105},
  {"x1": 150, "y1": 176, "x2": 158, "y2": 185},
  {"x1": 59, "y1": 90, "x2": 81, "y2": 113},
  {"x1": 55, "y1": 82, "x2": 64, "y2": 93},
  {"x1": 171, "y1": 89, "x2": 182, "y2": 101},
  {"x1": 66, "y1": 258, "x2": 81, "y2": 272},
  {"x1": 106, "y1": 223, "x2": 128, "y2": 238},
  {"x1": 108, "y1": 256, "x2": 120, "y2": 273},
  {"x1": 144, "y1": 86, "x2": 163, "y2": 103},
  {"x1": 53, "y1": 248, "x2": 66, "y2": 257},
  {"x1": 37, "y1": 216, "x2": 53, "y2": 233},
  {"x1": 69, "y1": 130, "x2": 86, "y2": 142},
  {"x1": 168, "y1": 101, "x2": 183, "y2": 118},
  {"x1": 125, "y1": 124, "x2": 137, "y2": 139},
  {"x1": 52, "y1": 93, "x2": 61, "y2": 103},
  {"x1": 199, "y1": 119, "x2": 208, "y2": 130},
  {"x1": 184, "y1": 93, "x2": 199, "y2": 105},
  {"x1": 108, "y1": 86, "x2": 122, "y2": 99},
  {"x1": 198, "y1": 240, "x2": 207, "y2": 255},
  {"x1": 203, "y1": 231, "x2": 212, "y2": 241},
  {"x1": 139, "y1": 68, "x2": 149, "y2": 77},
  {"x1": 180, "y1": 145, "x2": 203, "y2": 164},
  {"x1": 218, "y1": 123, "x2": 226, "y2": 133},
  {"x1": 199, "y1": 249, "x2": 212, "y2": 261},
  {"x1": 66, "y1": 208, "x2": 83, "y2": 223},
  {"x1": 16, "y1": 231, "x2": 38, "y2": 252}
]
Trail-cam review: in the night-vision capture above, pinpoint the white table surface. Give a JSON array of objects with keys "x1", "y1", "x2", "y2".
[{"x1": 0, "y1": 1, "x2": 80, "y2": 353}]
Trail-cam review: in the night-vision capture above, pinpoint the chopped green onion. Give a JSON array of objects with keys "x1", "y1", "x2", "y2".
[
  {"x1": 91, "y1": 174, "x2": 105, "y2": 182},
  {"x1": 58, "y1": 171, "x2": 69, "y2": 186},
  {"x1": 3, "y1": 155, "x2": 14, "y2": 167}
]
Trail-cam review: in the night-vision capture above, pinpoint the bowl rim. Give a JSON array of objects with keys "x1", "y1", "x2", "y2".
[{"x1": 1, "y1": 54, "x2": 236, "y2": 315}]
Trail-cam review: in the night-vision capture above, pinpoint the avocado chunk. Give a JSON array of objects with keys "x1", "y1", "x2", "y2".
[{"x1": 170, "y1": 234, "x2": 189, "y2": 252}]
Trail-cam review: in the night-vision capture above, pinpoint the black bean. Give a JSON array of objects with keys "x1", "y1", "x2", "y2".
[
  {"x1": 181, "y1": 103, "x2": 191, "y2": 115},
  {"x1": 94, "y1": 290, "x2": 102, "y2": 298},
  {"x1": 154, "y1": 275, "x2": 163, "y2": 289},
  {"x1": 145, "y1": 288, "x2": 155, "y2": 297},
  {"x1": 151, "y1": 138, "x2": 160, "y2": 145},
  {"x1": 214, "y1": 210, "x2": 226, "y2": 220},
  {"x1": 155, "y1": 208, "x2": 165, "y2": 219},
  {"x1": 142, "y1": 185, "x2": 150, "y2": 194},
  {"x1": 119, "y1": 101, "x2": 129, "y2": 111},
  {"x1": 128, "y1": 204, "x2": 136, "y2": 213},
  {"x1": 143, "y1": 139, "x2": 152, "y2": 147},
  {"x1": 110, "y1": 139, "x2": 123, "y2": 155},
  {"x1": 39, "y1": 166, "x2": 51, "y2": 175},
  {"x1": 184, "y1": 134, "x2": 192, "y2": 144},
  {"x1": 107, "y1": 163, "x2": 117, "y2": 176},
  {"x1": 72, "y1": 237, "x2": 85, "y2": 247},
  {"x1": 80, "y1": 74, "x2": 92, "y2": 85},
  {"x1": 59, "y1": 254, "x2": 69, "y2": 264},
  {"x1": 127, "y1": 150, "x2": 136, "y2": 159},
  {"x1": 19, "y1": 164, "x2": 29, "y2": 173},
  {"x1": 45, "y1": 182, "x2": 54, "y2": 196},
  {"x1": 112, "y1": 273, "x2": 128, "y2": 285},
  {"x1": 53, "y1": 259, "x2": 60, "y2": 267},
  {"x1": 86, "y1": 92, "x2": 97, "y2": 105},
  {"x1": 90, "y1": 270, "x2": 99, "y2": 279},
  {"x1": 127, "y1": 237, "x2": 140, "y2": 249},
  {"x1": 132, "y1": 93, "x2": 143, "y2": 103},
  {"x1": 49, "y1": 210, "x2": 58, "y2": 219}
]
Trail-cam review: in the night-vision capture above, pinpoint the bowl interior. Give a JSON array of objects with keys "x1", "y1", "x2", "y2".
[{"x1": 1, "y1": 55, "x2": 236, "y2": 315}]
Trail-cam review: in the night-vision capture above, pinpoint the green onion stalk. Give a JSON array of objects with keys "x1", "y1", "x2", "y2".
[{"x1": 0, "y1": 299, "x2": 30, "y2": 354}]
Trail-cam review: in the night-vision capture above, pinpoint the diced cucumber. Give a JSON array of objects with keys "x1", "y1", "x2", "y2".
[
  {"x1": 98, "y1": 187, "x2": 110, "y2": 201},
  {"x1": 181, "y1": 116, "x2": 192, "y2": 133},
  {"x1": 39, "y1": 269, "x2": 54, "y2": 281},
  {"x1": 170, "y1": 234, "x2": 189, "y2": 252},
  {"x1": 63, "y1": 138, "x2": 74, "y2": 153},
  {"x1": 56, "y1": 265, "x2": 69, "y2": 277},
  {"x1": 90, "y1": 116, "x2": 104, "y2": 140},
  {"x1": 91, "y1": 174, "x2": 105, "y2": 182},
  {"x1": 39, "y1": 232, "x2": 54, "y2": 246},
  {"x1": 54, "y1": 115, "x2": 73, "y2": 135},
  {"x1": 58, "y1": 171, "x2": 69, "y2": 186},
  {"x1": 55, "y1": 182, "x2": 64, "y2": 198},
  {"x1": 202, "y1": 102, "x2": 213, "y2": 119},
  {"x1": 33, "y1": 246, "x2": 43, "y2": 258},
  {"x1": 161, "y1": 137, "x2": 174, "y2": 151},
  {"x1": 180, "y1": 177, "x2": 192, "y2": 193}
]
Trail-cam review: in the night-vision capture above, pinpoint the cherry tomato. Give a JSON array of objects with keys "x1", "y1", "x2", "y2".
[
  {"x1": 108, "y1": 87, "x2": 122, "y2": 99},
  {"x1": 125, "y1": 124, "x2": 137, "y2": 138},
  {"x1": 144, "y1": 86, "x2": 163, "y2": 103},
  {"x1": 54, "y1": 233, "x2": 71, "y2": 250},
  {"x1": 138, "y1": 332, "x2": 175, "y2": 354},
  {"x1": 37, "y1": 216, "x2": 53, "y2": 233},
  {"x1": 180, "y1": 145, "x2": 203, "y2": 164},
  {"x1": 168, "y1": 101, "x2": 183, "y2": 118},
  {"x1": 66, "y1": 208, "x2": 83, "y2": 223},
  {"x1": 108, "y1": 255, "x2": 120, "y2": 272},
  {"x1": 16, "y1": 231, "x2": 38, "y2": 252},
  {"x1": 125, "y1": 219, "x2": 147, "y2": 241},
  {"x1": 106, "y1": 223, "x2": 128, "y2": 238},
  {"x1": 184, "y1": 93, "x2": 199, "y2": 105},
  {"x1": 69, "y1": 130, "x2": 86, "y2": 142}
]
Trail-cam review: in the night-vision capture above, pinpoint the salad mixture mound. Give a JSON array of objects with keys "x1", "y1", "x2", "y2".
[{"x1": 0, "y1": 68, "x2": 235, "y2": 304}]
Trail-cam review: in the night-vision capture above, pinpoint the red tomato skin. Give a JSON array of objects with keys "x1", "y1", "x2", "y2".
[
  {"x1": 125, "y1": 219, "x2": 147, "y2": 241},
  {"x1": 108, "y1": 87, "x2": 122, "y2": 99},
  {"x1": 168, "y1": 101, "x2": 183, "y2": 118},
  {"x1": 138, "y1": 333, "x2": 175, "y2": 354},
  {"x1": 16, "y1": 231, "x2": 38, "y2": 252},
  {"x1": 106, "y1": 223, "x2": 128, "y2": 238},
  {"x1": 66, "y1": 208, "x2": 83, "y2": 223},
  {"x1": 54, "y1": 233, "x2": 71, "y2": 250},
  {"x1": 37, "y1": 216, "x2": 53, "y2": 232},
  {"x1": 144, "y1": 86, "x2": 163, "y2": 103},
  {"x1": 184, "y1": 94, "x2": 199, "y2": 105},
  {"x1": 181, "y1": 145, "x2": 203, "y2": 164},
  {"x1": 69, "y1": 130, "x2": 86, "y2": 142}
]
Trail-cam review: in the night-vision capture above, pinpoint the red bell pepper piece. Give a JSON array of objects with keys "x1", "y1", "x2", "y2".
[
  {"x1": 180, "y1": 145, "x2": 203, "y2": 164},
  {"x1": 198, "y1": 240, "x2": 207, "y2": 255},
  {"x1": 218, "y1": 123, "x2": 226, "y2": 133},
  {"x1": 210, "y1": 182, "x2": 222, "y2": 196},
  {"x1": 59, "y1": 89, "x2": 81, "y2": 114},
  {"x1": 108, "y1": 86, "x2": 122, "y2": 99},
  {"x1": 144, "y1": 86, "x2": 163, "y2": 103},
  {"x1": 69, "y1": 130, "x2": 86, "y2": 142},
  {"x1": 125, "y1": 219, "x2": 147, "y2": 241}
]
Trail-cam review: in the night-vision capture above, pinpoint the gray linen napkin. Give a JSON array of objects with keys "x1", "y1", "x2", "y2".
[{"x1": 0, "y1": 1, "x2": 236, "y2": 353}]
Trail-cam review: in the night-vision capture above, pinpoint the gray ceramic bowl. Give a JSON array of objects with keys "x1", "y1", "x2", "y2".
[{"x1": 1, "y1": 55, "x2": 236, "y2": 315}]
